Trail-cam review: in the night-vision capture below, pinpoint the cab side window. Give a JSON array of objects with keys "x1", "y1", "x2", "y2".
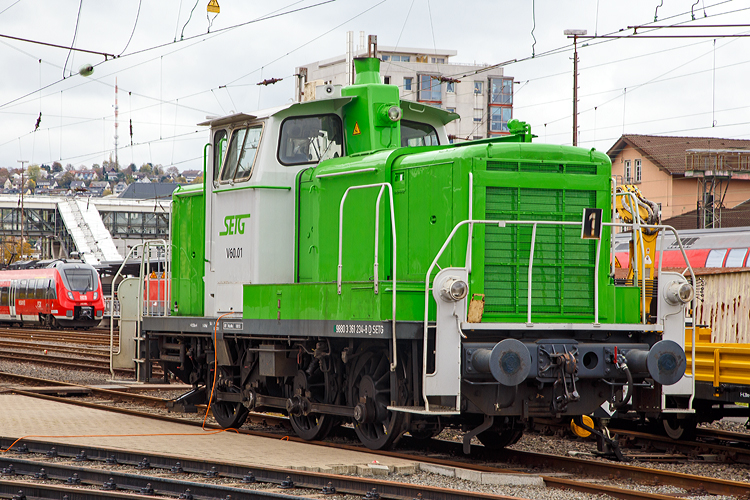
[
  {"x1": 220, "y1": 125, "x2": 263, "y2": 183},
  {"x1": 213, "y1": 129, "x2": 227, "y2": 182},
  {"x1": 401, "y1": 120, "x2": 439, "y2": 147},
  {"x1": 278, "y1": 115, "x2": 343, "y2": 165}
]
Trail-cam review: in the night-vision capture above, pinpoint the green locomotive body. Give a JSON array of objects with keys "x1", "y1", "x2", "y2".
[{"x1": 148, "y1": 54, "x2": 692, "y2": 452}]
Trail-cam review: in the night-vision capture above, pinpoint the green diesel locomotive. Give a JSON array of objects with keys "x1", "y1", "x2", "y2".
[{"x1": 143, "y1": 53, "x2": 692, "y2": 452}]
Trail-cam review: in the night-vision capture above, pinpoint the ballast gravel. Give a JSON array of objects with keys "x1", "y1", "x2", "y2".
[{"x1": 0, "y1": 356, "x2": 749, "y2": 500}]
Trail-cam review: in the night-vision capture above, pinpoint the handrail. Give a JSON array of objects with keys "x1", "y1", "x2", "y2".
[
  {"x1": 422, "y1": 215, "x2": 695, "y2": 411},
  {"x1": 108, "y1": 243, "x2": 145, "y2": 380},
  {"x1": 424, "y1": 218, "x2": 696, "y2": 332},
  {"x1": 337, "y1": 182, "x2": 398, "y2": 371}
]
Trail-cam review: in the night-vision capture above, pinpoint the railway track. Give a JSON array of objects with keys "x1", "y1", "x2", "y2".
[
  {"x1": 0, "y1": 351, "x2": 133, "y2": 375},
  {"x1": 0, "y1": 327, "x2": 118, "y2": 347},
  {"x1": 0, "y1": 382, "x2": 746, "y2": 500},
  {"x1": 0, "y1": 339, "x2": 110, "y2": 357}
]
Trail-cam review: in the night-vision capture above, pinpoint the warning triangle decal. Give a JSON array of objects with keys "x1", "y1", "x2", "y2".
[
  {"x1": 207, "y1": 0, "x2": 220, "y2": 13},
  {"x1": 352, "y1": 122, "x2": 361, "y2": 135}
]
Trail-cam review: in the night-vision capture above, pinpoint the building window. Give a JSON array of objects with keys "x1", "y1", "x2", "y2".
[
  {"x1": 490, "y1": 78, "x2": 513, "y2": 104},
  {"x1": 418, "y1": 74, "x2": 441, "y2": 102},
  {"x1": 403, "y1": 77, "x2": 413, "y2": 91},
  {"x1": 624, "y1": 160, "x2": 632, "y2": 182},
  {"x1": 446, "y1": 107, "x2": 456, "y2": 114},
  {"x1": 431, "y1": 57, "x2": 445, "y2": 64},
  {"x1": 474, "y1": 81, "x2": 483, "y2": 94},
  {"x1": 488, "y1": 77, "x2": 512, "y2": 136},
  {"x1": 415, "y1": 55, "x2": 427, "y2": 63},
  {"x1": 381, "y1": 55, "x2": 390, "y2": 61},
  {"x1": 446, "y1": 81, "x2": 455, "y2": 93},
  {"x1": 489, "y1": 106, "x2": 512, "y2": 133},
  {"x1": 635, "y1": 159, "x2": 642, "y2": 183},
  {"x1": 383, "y1": 76, "x2": 391, "y2": 85},
  {"x1": 474, "y1": 108, "x2": 483, "y2": 123},
  {"x1": 388, "y1": 55, "x2": 410, "y2": 62}
]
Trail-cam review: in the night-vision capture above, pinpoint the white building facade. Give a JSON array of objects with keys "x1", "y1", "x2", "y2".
[{"x1": 295, "y1": 41, "x2": 513, "y2": 142}]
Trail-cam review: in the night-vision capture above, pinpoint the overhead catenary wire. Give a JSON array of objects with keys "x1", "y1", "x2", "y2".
[
  {"x1": 3, "y1": 0, "x2": 749, "y2": 172},
  {"x1": 118, "y1": 0, "x2": 143, "y2": 56},
  {"x1": 62, "y1": 0, "x2": 84, "y2": 79}
]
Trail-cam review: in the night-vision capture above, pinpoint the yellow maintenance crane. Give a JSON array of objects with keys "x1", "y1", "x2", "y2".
[{"x1": 614, "y1": 184, "x2": 661, "y2": 318}]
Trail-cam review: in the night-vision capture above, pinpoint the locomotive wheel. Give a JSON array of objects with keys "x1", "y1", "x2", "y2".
[
  {"x1": 660, "y1": 416, "x2": 697, "y2": 441},
  {"x1": 210, "y1": 367, "x2": 248, "y2": 429},
  {"x1": 477, "y1": 417, "x2": 524, "y2": 450},
  {"x1": 289, "y1": 369, "x2": 336, "y2": 441},
  {"x1": 347, "y1": 349, "x2": 406, "y2": 450}
]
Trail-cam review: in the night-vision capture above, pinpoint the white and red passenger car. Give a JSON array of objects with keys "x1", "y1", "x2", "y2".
[{"x1": 0, "y1": 261, "x2": 104, "y2": 328}]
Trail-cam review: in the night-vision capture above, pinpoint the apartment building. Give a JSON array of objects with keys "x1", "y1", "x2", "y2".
[{"x1": 295, "y1": 41, "x2": 513, "y2": 142}]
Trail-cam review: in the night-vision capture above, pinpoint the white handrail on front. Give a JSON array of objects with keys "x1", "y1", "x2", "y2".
[
  {"x1": 424, "y1": 216, "x2": 696, "y2": 331},
  {"x1": 337, "y1": 182, "x2": 398, "y2": 371}
]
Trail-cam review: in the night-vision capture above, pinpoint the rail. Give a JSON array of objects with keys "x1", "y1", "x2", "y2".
[{"x1": 337, "y1": 182, "x2": 398, "y2": 371}]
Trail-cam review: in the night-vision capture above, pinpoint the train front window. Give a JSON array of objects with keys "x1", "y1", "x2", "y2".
[
  {"x1": 278, "y1": 115, "x2": 343, "y2": 165},
  {"x1": 401, "y1": 120, "x2": 439, "y2": 147},
  {"x1": 220, "y1": 124, "x2": 263, "y2": 182},
  {"x1": 62, "y1": 269, "x2": 97, "y2": 292}
]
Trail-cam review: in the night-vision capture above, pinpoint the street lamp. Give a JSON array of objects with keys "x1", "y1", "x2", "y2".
[{"x1": 564, "y1": 29, "x2": 587, "y2": 146}]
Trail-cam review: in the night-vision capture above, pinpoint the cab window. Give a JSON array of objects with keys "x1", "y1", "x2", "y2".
[
  {"x1": 220, "y1": 124, "x2": 263, "y2": 182},
  {"x1": 401, "y1": 120, "x2": 439, "y2": 147},
  {"x1": 278, "y1": 115, "x2": 343, "y2": 165},
  {"x1": 213, "y1": 129, "x2": 228, "y2": 182}
]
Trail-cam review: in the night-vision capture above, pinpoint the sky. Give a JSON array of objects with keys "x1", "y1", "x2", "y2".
[{"x1": 0, "y1": 0, "x2": 749, "y2": 173}]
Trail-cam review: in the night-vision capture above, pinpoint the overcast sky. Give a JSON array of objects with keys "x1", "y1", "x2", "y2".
[{"x1": 0, "y1": 0, "x2": 748, "y2": 173}]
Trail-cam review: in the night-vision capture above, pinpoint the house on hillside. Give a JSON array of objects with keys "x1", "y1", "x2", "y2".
[
  {"x1": 88, "y1": 180, "x2": 110, "y2": 197},
  {"x1": 72, "y1": 169, "x2": 97, "y2": 181},
  {"x1": 608, "y1": 135, "x2": 750, "y2": 229},
  {"x1": 69, "y1": 180, "x2": 88, "y2": 192},
  {"x1": 113, "y1": 182, "x2": 127, "y2": 195},
  {"x1": 182, "y1": 169, "x2": 201, "y2": 182},
  {"x1": 34, "y1": 180, "x2": 58, "y2": 195}
]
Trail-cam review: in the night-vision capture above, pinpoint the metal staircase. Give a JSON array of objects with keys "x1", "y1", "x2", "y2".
[{"x1": 57, "y1": 199, "x2": 121, "y2": 265}]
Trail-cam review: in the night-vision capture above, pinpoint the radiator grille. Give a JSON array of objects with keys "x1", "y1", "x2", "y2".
[
  {"x1": 487, "y1": 161, "x2": 598, "y2": 175},
  {"x1": 484, "y1": 186, "x2": 598, "y2": 317}
]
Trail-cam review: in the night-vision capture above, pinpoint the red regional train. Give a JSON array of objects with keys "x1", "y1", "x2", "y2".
[
  {"x1": 0, "y1": 261, "x2": 104, "y2": 328},
  {"x1": 615, "y1": 226, "x2": 750, "y2": 269}
]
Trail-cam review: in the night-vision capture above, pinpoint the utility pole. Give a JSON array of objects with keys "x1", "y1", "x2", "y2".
[
  {"x1": 564, "y1": 29, "x2": 586, "y2": 146},
  {"x1": 17, "y1": 159, "x2": 28, "y2": 260},
  {"x1": 115, "y1": 77, "x2": 119, "y2": 170}
]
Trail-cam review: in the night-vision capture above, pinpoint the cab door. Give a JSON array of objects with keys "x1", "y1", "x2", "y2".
[{"x1": 9, "y1": 279, "x2": 17, "y2": 318}]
